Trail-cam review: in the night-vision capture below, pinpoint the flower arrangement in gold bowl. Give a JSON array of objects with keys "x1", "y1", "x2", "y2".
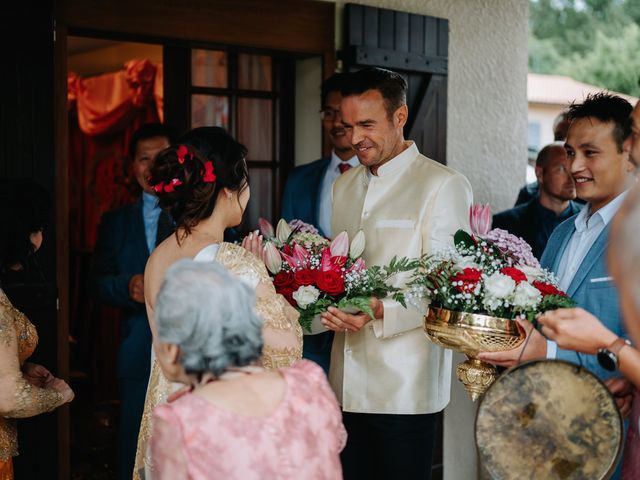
[{"x1": 406, "y1": 205, "x2": 575, "y2": 400}]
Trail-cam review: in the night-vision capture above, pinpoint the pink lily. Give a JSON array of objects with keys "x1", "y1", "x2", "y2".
[
  {"x1": 320, "y1": 247, "x2": 333, "y2": 272},
  {"x1": 470, "y1": 204, "x2": 492, "y2": 236},
  {"x1": 258, "y1": 217, "x2": 275, "y2": 238},
  {"x1": 292, "y1": 243, "x2": 310, "y2": 269},
  {"x1": 330, "y1": 231, "x2": 349, "y2": 257},
  {"x1": 346, "y1": 257, "x2": 366, "y2": 273}
]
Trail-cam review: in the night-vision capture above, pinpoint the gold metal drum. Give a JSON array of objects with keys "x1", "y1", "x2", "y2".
[
  {"x1": 423, "y1": 307, "x2": 526, "y2": 401},
  {"x1": 476, "y1": 360, "x2": 623, "y2": 480}
]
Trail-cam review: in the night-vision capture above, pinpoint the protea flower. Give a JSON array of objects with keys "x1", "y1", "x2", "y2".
[
  {"x1": 470, "y1": 204, "x2": 492, "y2": 236},
  {"x1": 349, "y1": 230, "x2": 366, "y2": 259},
  {"x1": 264, "y1": 242, "x2": 282, "y2": 274}
]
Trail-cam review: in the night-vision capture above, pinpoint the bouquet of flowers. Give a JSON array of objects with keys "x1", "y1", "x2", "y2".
[
  {"x1": 258, "y1": 218, "x2": 411, "y2": 332},
  {"x1": 407, "y1": 205, "x2": 575, "y2": 322}
]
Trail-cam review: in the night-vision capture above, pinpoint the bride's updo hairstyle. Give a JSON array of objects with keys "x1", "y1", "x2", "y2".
[{"x1": 149, "y1": 127, "x2": 248, "y2": 235}]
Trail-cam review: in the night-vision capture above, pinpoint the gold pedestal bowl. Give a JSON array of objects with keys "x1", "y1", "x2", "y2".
[{"x1": 424, "y1": 307, "x2": 526, "y2": 401}]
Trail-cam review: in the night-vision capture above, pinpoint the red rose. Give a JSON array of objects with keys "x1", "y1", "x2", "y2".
[
  {"x1": 316, "y1": 270, "x2": 345, "y2": 296},
  {"x1": 500, "y1": 267, "x2": 527, "y2": 284},
  {"x1": 451, "y1": 268, "x2": 482, "y2": 293},
  {"x1": 294, "y1": 269, "x2": 317, "y2": 286},
  {"x1": 273, "y1": 271, "x2": 295, "y2": 289},
  {"x1": 278, "y1": 286, "x2": 297, "y2": 307},
  {"x1": 533, "y1": 281, "x2": 566, "y2": 297}
]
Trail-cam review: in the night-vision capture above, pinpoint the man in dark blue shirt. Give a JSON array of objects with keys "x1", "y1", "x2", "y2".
[{"x1": 493, "y1": 142, "x2": 581, "y2": 259}]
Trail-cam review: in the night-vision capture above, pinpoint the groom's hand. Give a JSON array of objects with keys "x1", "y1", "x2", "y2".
[{"x1": 320, "y1": 297, "x2": 383, "y2": 332}]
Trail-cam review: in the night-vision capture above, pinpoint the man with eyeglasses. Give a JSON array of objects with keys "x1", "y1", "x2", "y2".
[
  {"x1": 280, "y1": 73, "x2": 358, "y2": 374},
  {"x1": 281, "y1": 72, "x2": 358, "y2": 239}
]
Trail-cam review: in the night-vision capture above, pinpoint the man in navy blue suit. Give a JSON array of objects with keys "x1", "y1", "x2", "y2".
[
  {"x1": 281, "y1": 73, "x2": 358, "y2": 372},
  {"x1": 93, "y1": 123, "x2": 174, "y2": 480}
]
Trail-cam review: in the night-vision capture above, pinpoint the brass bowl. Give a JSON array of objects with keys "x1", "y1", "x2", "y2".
[{"x1": 424, "y1": 307, "x2": 526, "y2": 401}]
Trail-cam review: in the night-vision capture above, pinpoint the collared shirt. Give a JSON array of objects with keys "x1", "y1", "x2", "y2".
[
  {"x1": 547, "y1": 189, "x2": 629, "y2": 358},
  {"x1": 365, "y1": 141, "x2": 418, "y2": 180},
  {"x1": 142, "y1": 191, "x2": 162, "y2": 254},
  {"x1": 318, "y1": 150, "x2": 358, "y2": 237},
  {"x1": 556, "y1": 190, "x2": 629, "y2": 292}
]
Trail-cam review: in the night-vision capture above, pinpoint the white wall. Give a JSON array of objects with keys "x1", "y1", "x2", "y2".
[
  {"x1": 323, "y1": 1, "x2": 530, "y2": 479},
  {"x1": 295, "y1": 57, "x2": 323, "y2": 166},
  {"x1": 529, "y1": 102, "x2": 565, "y2": 152}
]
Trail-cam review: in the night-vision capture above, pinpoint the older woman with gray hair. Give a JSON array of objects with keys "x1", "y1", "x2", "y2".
[{"x1": 150, "y1": 259, "x2": 346, "y2": 480}]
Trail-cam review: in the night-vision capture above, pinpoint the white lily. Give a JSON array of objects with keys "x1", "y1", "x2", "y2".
[
  {"x1": 349, "y1": 230, "x2": 366, "y2": 258},
  {"x1": 276, "y1": 218, "x2": 292, "y2": 244}
]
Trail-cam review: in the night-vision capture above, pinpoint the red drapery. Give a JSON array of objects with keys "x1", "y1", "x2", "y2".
[{"x1": 67, "y1": 59, "x2": 163, "y2": 401}]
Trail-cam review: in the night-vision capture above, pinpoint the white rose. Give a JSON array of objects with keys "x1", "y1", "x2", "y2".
[
  {"x1": 512, "y1": 282, "x2": 542, "y2": 308},
  {"x1": 484, "y1": 272, "x2": 516, "y2": 299},
  {"x1": 516, "y1": 264, "x2": 543, "y2": 283},
  {"x1": 292, "y1": 285, "x2": 320, "y2": 309}
]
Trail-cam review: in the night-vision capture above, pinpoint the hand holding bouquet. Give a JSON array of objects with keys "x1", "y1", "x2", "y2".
[{"x1": 258, "y1": 218, "x2": 411, "y2": 332}]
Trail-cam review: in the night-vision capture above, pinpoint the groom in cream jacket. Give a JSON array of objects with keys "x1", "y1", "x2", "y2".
[{"x1": 321, "y1": 67, "x2": 472, "y2": 479}]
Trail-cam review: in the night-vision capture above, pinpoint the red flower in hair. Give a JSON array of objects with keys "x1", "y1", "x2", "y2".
[
  {"x1": 164, "y1": 183, "x2": 175, "y2": 193},
  {"x1": 153, "y1": 182, "x2": 164, "y2": 193},
  {"x1": 202, "y1": 161, "x2": 217, "y2": 183},
  {"x1": 177, "y1": 145, "x2": 189, "y2": 164}
]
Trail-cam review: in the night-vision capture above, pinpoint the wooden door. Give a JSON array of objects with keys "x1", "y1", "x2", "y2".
[
  {"x1": 341, "y1": 3, "x2": 449, "y2": 164},
  {"x1": 0, "y1": 1, "x2": 69, "y2": 478}
]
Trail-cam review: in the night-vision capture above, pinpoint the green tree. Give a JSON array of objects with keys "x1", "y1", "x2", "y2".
[{"x1": 529, "y1": 0, "x2": 640, "y2": 96}]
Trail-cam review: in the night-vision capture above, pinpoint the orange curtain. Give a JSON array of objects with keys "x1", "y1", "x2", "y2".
[{"x1": 67, "y1": 59, "x2": 163, "y2": 402}]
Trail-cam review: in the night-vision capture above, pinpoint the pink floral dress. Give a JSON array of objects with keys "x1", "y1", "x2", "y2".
[{"x1": 151, "y1": 360, "x2": 346, "y2": 479}]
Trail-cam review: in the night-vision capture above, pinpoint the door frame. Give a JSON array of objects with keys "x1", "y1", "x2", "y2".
[{"x1": 54, "y1": 1, "x2": 335, "y2": 477}]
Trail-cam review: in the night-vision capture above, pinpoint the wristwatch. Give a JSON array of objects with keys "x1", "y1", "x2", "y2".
[{"x1": 597, "y1": 337, "x2": 631, "y2": 371}]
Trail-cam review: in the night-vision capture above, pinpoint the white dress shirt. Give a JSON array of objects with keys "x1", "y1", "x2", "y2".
[
  {"x1": 547, "y1": 190, "x2": 629, "y2": 358},
  {"x1": 318, "y1": 150, "x2": 358, "y2": 237}
]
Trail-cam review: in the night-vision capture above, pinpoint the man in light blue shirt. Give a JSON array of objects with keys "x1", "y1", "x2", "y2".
[
  {"x1": 93, "y1": 123, "x2": 174, "y2": 480},
  {"x1": 480, "y1": 93, "x2": 636, "y2": 380}
]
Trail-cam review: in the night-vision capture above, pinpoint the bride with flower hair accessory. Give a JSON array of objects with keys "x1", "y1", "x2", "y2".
[{"x1": 133, "y1": 127, "x2": 302, "y2": 479}]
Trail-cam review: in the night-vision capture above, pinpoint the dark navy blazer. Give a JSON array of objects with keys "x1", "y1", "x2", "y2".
[
  {"x1": 93, "y1": 197, "x2": 152, "y2": 381},
  {"x1": 281, "y1": 157, "x2": 331, "y2": 236}
]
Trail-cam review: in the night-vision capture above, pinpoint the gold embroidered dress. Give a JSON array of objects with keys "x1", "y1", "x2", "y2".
[
  {"x1": 0, "y1": 289, "x2": 63, "y2": 480},
  {"x1": 134, "y1": 242, "x2": 302, "y2": 479}
]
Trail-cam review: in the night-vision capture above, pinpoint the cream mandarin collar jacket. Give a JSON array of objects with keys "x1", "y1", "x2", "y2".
[{"x1": 330, "y1": 142, "x2": 473, "y2": 414}]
